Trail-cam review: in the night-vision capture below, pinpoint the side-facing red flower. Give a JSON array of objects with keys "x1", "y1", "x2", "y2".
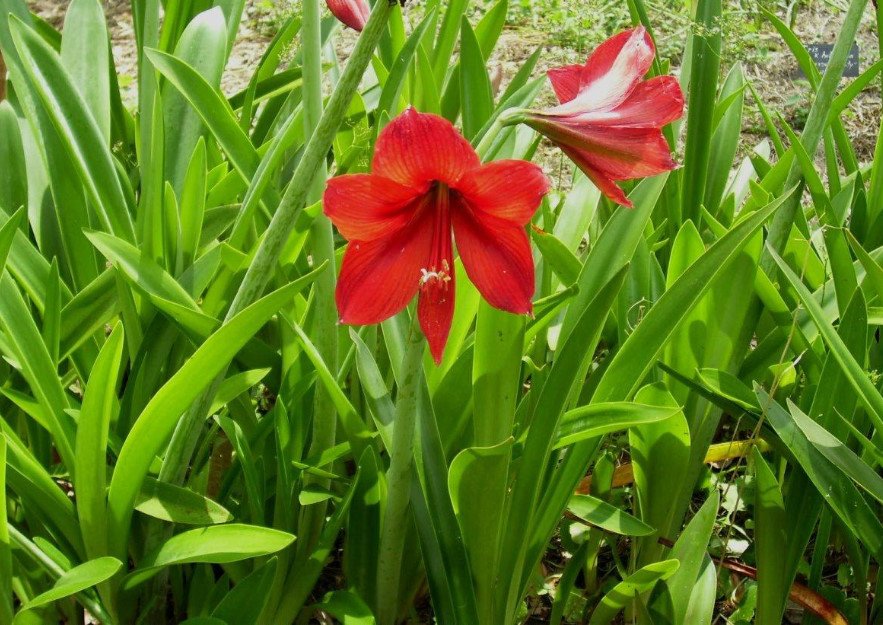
[
  {"x1": 522, "y1": 26, "x2": 684, "y2": 207},
  {"x1": 324, "y1": 108, "x2": 550, "y2": 363},
  {"x1": 326, "y1": 0, "x2": 369, "y2": 31}
]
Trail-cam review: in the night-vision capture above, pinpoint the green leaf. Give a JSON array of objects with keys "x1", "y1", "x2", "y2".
[
  {"x1": 630, "y1": 384, "x2": 690, "y2": 566},
  {"x1": 752, "y1": 448, "x2": 788, "y2": 625},
  {"x1": 135, "y1": 478, "x2": 233, "y2": 525},
  {"x1": 653, "y1": 491, "x2": 720, "y2": 625},
  {"x1": 14, "y1": 557, "x2": 122, "y2": 617},
  {"x1": 0, "y1": 437, "x2": 12, "y2": 625},
  {"x1": 59, "y1": 0, "x2": 110, "y2": 143},
  {"x1": 448, "y1": 438, "x2": 512, "y2": 623},
  {"x1": 757, "y1": 388, "x2": 883, "y2": 558},
  {"x1": 124, "y1": 525, "x2": 294, "y2": 588},
  {"x1": 211, "y1": 557, "x2": 277, "y2": 625},
  {"x1": 9, "y1": 16, "x2": 135, "y2": 240},
  {"x1": 163, "y1": 7, "x2": 227, "y2": 193},
  {"x1": 289, "y1": 321, "x2": 373, "y2": 459},
  {"x1": 375, "y1": 11, "x2": 435, "y2": 124},
  {"x1": 593, "y1": 189, "x2": 792, "y2": 402},
  {"x1": 532, "y1": 228, "x2": 582, "y2": 286},
  {"x1": 568, "y1": 495, "x2": 655, "y2": 536},
  {"x1": 0, "y1": 273, "x2": 76, "y2": 470},
  {"x1": 0, "y1": 208, "x2": 25, "y2": 277},
  {"x1": 75, "y1": 322, "x2": 125, "y2": 560},
  {"x1": 146, "y1": 47, "x2": 277, "y2": 205},
  {"x1": 768, "y1": 246, "x2": 883, "y2": 434},
  {"x1": 588, "y1": 560, "x2": 680, "y2": 625},
  {"x1": 458, "y1": 17, "x2": 493, "y2": 141},
  {"x1": 786, "y1": 403, "x2": 883, "y2": 504},
  {"x1": 106, "y1": 279, "x2": 310, "y2": 559},
  {"x1": 680, "y1": 0, "x2": 722, "y2": 223},
  {"x1": 554, "y1": 401, "x2": 682, "y2": 449},
  {"x1": 315, "y1": 591, "x2": 376, "y2": 625},
  {"x1": 0, "y1": 101, "x2": 28, "y2": 217},
  {"x1": 431, "y1": 0, "x2": 468, "y2": 82}
]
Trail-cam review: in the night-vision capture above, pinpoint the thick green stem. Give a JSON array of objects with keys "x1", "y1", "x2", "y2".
[
  {"x1": 226, "y1": 0, "x2": 391, "y2": 319},
  {"x1": 156, "y1": 0, "x2": 393, "y2": 491},
  {"x1": 295, "y1": 0, "x2": 338, "y2": 558},
  {"x1": 376, "y1": 318, "x2": 425, "y2": 625}
]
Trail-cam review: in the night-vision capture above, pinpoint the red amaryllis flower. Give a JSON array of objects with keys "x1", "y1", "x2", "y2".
[
  {"x1": 324, "y1": 108, "x2": 550, "y2": 363},
  {"x1": 521, "y1": 26, "x2": 684, "y2": 207},
  {"x1": 326, "y1": 0, "x2": 369, "y2": 31}
]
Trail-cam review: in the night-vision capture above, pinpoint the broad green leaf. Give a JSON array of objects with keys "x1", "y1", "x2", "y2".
[
  {"x1": 75, "y1": 323, "x2": 125, "y2": 560},
  {"x1": 0, "y1": 273, "x2": 75, "y2": 469},
  {"x1": 459, "y1": 17, "x2": 493, "y2": 140},
  {"x1": 59, "y1": 0, "x2": 110, "y2": 143},
  {"x1": 135, "y1": 478, "x2": 233, "y2": 525},
  {"x1": 124, "y1": 525, "x2": 294, "y2": 588},
  {"x1": 630, "y1": 384, "x2": 690, "y2": 566},
  {"x1": 786, "y1": 403, "x2": 883, "y2": 504},
  {"x1": 531, "y1": 228, "x2": 581, "y2": 286},
  {"x1": 9, "y1": 17, "x2": 135, "y2": 240},
  {"x1": 555, "y1": 401, "x2": 682, "y2": 449},
  {"x1": 448, "y1": 439, "x2": 512, "y2": 624},
  {"x1": 752, "y1": 448, "x2": 788, "y2": 625},
  {"x1": 211, "y1": 557, "x2": 277, "y2": 625},
  {"x1": 768, "y1": 247, "x2": 883, "y2": 433},
  {"x1": 653, "y1": 491, "x2": 720, "y2": 625},
  {"x1": 757, "y1": 388, "x2": 883, "y2": 558},
  {"x1": 106, "y1": 280, "x2": 310, "y2": 559},
  {"x1": 315, "y1": 591, "x2": 376, "y2": 625},
  {"x1": 568, "y1": 495, "x2": 655, "y2": 536},
  {"x1": 593, "y1": 189, "x2": 792, "y2": 402},
  {"x1": 163, "y1": 7, "x2": 227, "y2": 193},
  {"x1": 588, "y1": 560, "x2": 680, "y2": 625},
  {"x1": 14, "y1": 557, "x2": 121, "y2": 618}
]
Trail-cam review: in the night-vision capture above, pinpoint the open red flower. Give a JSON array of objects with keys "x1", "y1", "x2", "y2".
[
  {"x1": 324, "y1": 108, "x2": 549, "y2": 363},
  {"x1": 522, "y1": 26, "x2": 684, "y2": 207},
  {"x1": 326, "y1": 0, "x2": 369, "y2": 31}
]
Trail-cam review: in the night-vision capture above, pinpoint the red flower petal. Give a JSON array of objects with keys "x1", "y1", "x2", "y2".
[
  {"x1": 560, "y1": 145, "x2": 633, "y2": 207},
  {"x1": 553, "y1": 27, "x2": 655, "y2": 114},
  {"x1": 452, "y1": 206, "x2": 534, "y2": 315},
  {"x1": 418, "y1": 263, "x2": 455, "y2": 364},
  {"x1": 323, "y1": 174, "x2": 422, "y2": 241},
  {"x1": 455, "y1": 160, "x2": 550, "y2": 225},
  {"x1": 589, "y1": 76, "x2": 684, "y2": 128},
  {"x1": 547, "y1": 64, "x2": 585, "y2": 103},
  {"x1": 335, "y1": 210, "x2": 434, "y2": 326},
  {"x1": 326, "y1": 0, "x2": 369, "y2": 31},
  {"x1": 529, "y1": 116, "x2": 676, "y2": 177},
  {"x1": 372, "y1": 108, "x2": 480, "y2": 189}
]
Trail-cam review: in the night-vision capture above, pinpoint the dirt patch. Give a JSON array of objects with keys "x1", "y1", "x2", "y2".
[{"x1": 29, "y1": 0, "x2": 273, "y2": 102}]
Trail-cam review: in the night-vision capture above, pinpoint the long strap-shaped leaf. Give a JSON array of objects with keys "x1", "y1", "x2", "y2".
[
  {"x1": 512, "y1": 189, "x2": 793, "y2": 613},
  {"x1": 8, "y1": 17, "x2": 135, "y2": 242},
  {"x1": 768, "y1": 246, "x2": 883, "y2": 434},
  {"x1": 106, "y1": 279, "x2": 313, "y2": 560}
]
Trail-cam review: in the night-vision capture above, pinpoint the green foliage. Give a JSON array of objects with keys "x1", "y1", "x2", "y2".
[{"x1": 0, "y1": 0, "x2": 880, "y2": 622}]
